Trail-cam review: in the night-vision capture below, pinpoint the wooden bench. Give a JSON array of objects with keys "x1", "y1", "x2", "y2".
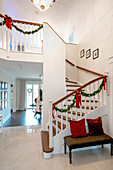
[{"x1": 64, "y1": 133, "x2": 113, "y2": 164}]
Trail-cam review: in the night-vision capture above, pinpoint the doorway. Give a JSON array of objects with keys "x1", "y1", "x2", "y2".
[{"x1": 26, "y1": 83, "x2": 39, "y2": 109}]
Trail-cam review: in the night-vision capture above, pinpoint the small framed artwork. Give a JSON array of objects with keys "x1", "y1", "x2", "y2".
[
  {"x1": 86, "y1": 49, "x2": 91, "y2": 59},
  {"x1": 93, "y1": 48, "x2": 99, "y2": 60},
  {"x1": 80, "y1": 49, "x2": 85, "y2": 58}
]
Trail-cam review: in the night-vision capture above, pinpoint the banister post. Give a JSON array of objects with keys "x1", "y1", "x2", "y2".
[{"x1": 49, "y1": 100, "x2": 53, "y2": 148}]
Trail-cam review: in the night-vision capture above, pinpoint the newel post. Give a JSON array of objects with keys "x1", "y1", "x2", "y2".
[{"x1": 49, "y1": 100, "x2": 53, "y2": 148}]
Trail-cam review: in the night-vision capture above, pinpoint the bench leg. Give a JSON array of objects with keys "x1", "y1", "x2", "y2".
[
  {"x1": 69, "y1": 148, "x2": 72, "y2": 164},
  {"x1": 64, "y1": 140, "x2": 66, "y2": 154},
  {"x1": 111, "y1": 143, "x2": 113, "y2": 156},
  {"x1": 102, "y1": 144, "x2": 104, "y2": 148}
]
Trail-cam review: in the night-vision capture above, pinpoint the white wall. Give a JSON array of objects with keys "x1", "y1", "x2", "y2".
[
  {"x1": 65, "y1": 0, "x2": 113, "y2": 84},
  {"x1": 43, "y1": 23, "x2": 66, "y2": 130},
  {"x1": 65, "y1": 0, "x2": 113, "y2": 135},
  {"x1": 66, "y1": 44, "x2": 78, "y2": 81},
  {"x1": 0, "y1": 64, "x2": 16, "y2": 124}
]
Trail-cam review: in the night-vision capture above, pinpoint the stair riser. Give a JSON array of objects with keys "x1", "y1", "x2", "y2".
[
  {"x1": 66, "y1": 101, "x2": 98, "y2": 107},
  {"x1": 66, "y1": 87, "x2": 81, "y2": 90}
]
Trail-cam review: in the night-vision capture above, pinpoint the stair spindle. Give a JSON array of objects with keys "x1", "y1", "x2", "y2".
[
  {"x1": 61, "y1": 102, "x2": 63, "y2": 131},
  {"x1": 89, "y1": 84, "x2": 91, "y2": 112},
  {"x1": 97, "y1": 80, "x2": 100, "y2": 107},
  {"x1": 93, "y1": 82, "x2": 95, "y2": 109}
]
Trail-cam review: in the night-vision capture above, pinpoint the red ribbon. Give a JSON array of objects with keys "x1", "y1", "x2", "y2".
[
  {"x1": 76, "y1": 90, "x2": 81, "y2": 108},
  {"x1": 52, "y1": 104, "x2": 56, "y2": 119},
  {"x1": 5, "y1": 15, "x2": 12, "y2": 30},
  {"x1": 103, "y1": 75, "x2": 107, "y2": 90}
]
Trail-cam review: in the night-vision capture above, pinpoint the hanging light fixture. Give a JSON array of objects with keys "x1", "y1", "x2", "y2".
[{"x1": 31, "y1": 0, "x2": 55, "y2": 11}]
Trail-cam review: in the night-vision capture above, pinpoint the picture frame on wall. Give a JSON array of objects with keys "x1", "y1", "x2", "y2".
[
  {"x1": 86, "y1": 49, "x2": 91, "y2": 59},
  {"x1": 93, "y1": 48, "x2": 99, "y2": 60},
  {"x1": 80, "y1": 49, "x2": 85, "y2": 58}
]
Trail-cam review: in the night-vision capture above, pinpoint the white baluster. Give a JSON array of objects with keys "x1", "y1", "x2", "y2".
[
  {"x1": 102, "y1": 83, "x2": 104, "y2": 107},
  {"x1": 20, "y1": 23, "x2": 22, "y2": 51},
  {"x1": 93, "y1": 82, "x2": 95, "y2": 109},
  {"x1": 89, "y1": 84, "x2": 91, "y2": 112},
  {"x1": 56, "y1": 110, "x2": 58, "y2": 135},
  {"x1": 32, "y1": 25, "x2": 34, "y2": 48},
  {"x1": 28, "y1": 25, "x2": 30, "y2": 51},
  {"x1": 49, "y1": 101, "x2": 53, "y2": 148},
  {"x1": 66, "y1": 99, "x2": 68, "y2": 128},
  {"x1": 15, "y1": 23, "x2": 18, "y2": 51},
  {"x1": 71, "y1": 96, "x2": 73, "y2": 120},
  {"x1": 11, "y1": 27, "x2": 14, "y2": 51},
  {"x1": 80, "y1": 93, "x2": 82, "y2": 119},
  {"x1": 6, "y1": 28, "x2": 10, "y2": 56},
  {"x1": 61, "y1": 102, "x2": 63, "y2": 132},
  {"x1": 2, "y1": 25, "x2": 4, "y2": 49},
  {"x1": 97, "y1": 81, "x2": 100, "y2": 107},
  {"x1": 24, "y1": 24, "x2": 26, "y2": 52},
  {"x1": 84, "y1": 87, "x2": 87, "y2": 117}
]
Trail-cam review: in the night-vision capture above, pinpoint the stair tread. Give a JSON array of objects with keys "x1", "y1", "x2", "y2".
[
  {"x1": 66, "y1": 80, "x2": 77, "y2": 84},
  {"x1": 53, "y1": 120, "x2": 66, "y2": 130},
  {"x1": 58, "y1": 115, "x2": 75, "y2": 121},
  {"x1": 67, "y1": 111, "x2": 85, "y2": 116},
  {"x1": 41, "y1": 130, "x2": 54, "y2": 153},
  {"x1": 64, "y1": 105, "x2": 97, "y2": 110},
  {"x1": 66, "y1": 85, "x2": 81, "y2": 87}
]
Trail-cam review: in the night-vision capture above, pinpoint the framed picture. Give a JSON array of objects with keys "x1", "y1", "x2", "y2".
[
  {"x1": 80, "y1": 49, "x2": 85, "y2": 58},
  {"x1": 86, "y1": 49, "x2": 91, "y2": 59},
  {"x1": 93, "y1": 48, "x2": 99, "y2": 60}
]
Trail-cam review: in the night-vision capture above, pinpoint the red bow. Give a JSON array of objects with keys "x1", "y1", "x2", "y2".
[
  {"x1": 103, "y1": 75, "x2": 107, "y2": 90},
  {"x1": 52, "y1": 104, "x2": 56, "y2": 119},
  {"x1": 5, "y1": 15, "x2": 12, "y2": 30},
  {"x1": 76, "y1": 90, "x2": 81, "y2": 108}
]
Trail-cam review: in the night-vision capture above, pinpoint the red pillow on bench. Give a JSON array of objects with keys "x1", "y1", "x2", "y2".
[
  {"x1": 87, "y1": 117, "x2": 104, "y2": 136},
  {"x1": 69, "y1": 119, "x2": 87, "y2": 138}
]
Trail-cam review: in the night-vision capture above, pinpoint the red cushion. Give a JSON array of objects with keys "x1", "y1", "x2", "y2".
[
  {"x1": 69, "y1": 119, "x2": 87, "y2": 138},
  {"x1": 87, "y1": 117, "x2": 104, "y2": 136}
]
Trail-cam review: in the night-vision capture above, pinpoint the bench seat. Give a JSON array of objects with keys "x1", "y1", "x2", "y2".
[{"x1": 64, "y1": 133, "x2": 113, "y2": 164}]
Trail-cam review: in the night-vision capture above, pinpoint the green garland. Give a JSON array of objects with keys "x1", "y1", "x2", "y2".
[
  {"x1": 11, "y1": 22, "x2": 43, "y2": 34},
  {"x1": 54, "y1": 78, "x2": 107, "y2": 113},
  {"x1": 0, "y1": 18, "x2": 43, "y2": 34},
  {"x1": 55, "y1": 95, "x2": 76, "y2": 113},
  {"x1": 0, "y1": 20, "x2": 6, "y2": 26}
]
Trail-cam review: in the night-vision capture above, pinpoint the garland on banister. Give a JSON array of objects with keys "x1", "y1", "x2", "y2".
[
  {"x1": 0, "y1": 15, "x2": 43, "y2": 34},
  {"x1": 53, "y1": 77, "x2": 107, "y2": 113}
]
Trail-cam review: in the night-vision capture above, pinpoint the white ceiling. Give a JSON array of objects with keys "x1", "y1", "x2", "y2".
[
  {"x1": 0, "y1": 59, "x2": 43, "y2": 79},
  {"x1": 1, "y1": 0, "x2": 75, "y2": 38}
]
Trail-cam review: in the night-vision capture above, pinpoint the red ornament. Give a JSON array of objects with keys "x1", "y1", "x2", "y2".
[
  {"x1": 5, "y1": 15, "x2": 12, "y2": 30},
  {"x1": 103, "y1": 75, "x2": 107, "y2": 90},
  {"x1": 76, "y1": 90, "x2": 81, "y2": 108}
]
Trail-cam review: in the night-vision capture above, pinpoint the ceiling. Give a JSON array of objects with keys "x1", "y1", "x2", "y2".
[
  {"x1": 0, "y1": 59, "x2": 43, "y2": 79},
  {"x1": 0, "y1": 0, "x2": 75, "y2": 38}
]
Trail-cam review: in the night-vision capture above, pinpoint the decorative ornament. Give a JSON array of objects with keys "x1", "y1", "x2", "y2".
[
  {"x1": 5, "y1": 15, "x2": 12, "y2": 30},
  {"x1": 31, "y1": 0, "x2": 55, "y2": 11},
  {"x1": 76, "y1": 90, "x2": 81, "y2": 108},
  {"x1": 27, "y1": 88, "x2": 32, "y2": 93}
]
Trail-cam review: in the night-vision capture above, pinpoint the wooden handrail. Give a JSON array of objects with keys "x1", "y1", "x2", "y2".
[
  {"x1": 43, "y1": 22, "x2": 77, "y2": 45},
  {"x1": 76, "y1": 66, "x2": 103, "y2": 77},
  {"x1": 0, "y1": 14, "x2": 42, "y2": 26},
  {"x1": 66, "y1": 59, "x2": 75, "y2": 66},
  {"x1": 53, "y1": 76, "x2": 105, "y2": 105}
]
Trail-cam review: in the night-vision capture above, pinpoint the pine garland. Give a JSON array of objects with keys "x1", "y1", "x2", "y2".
[
  {"x1": 54, "y1": 78, "x2": 107, "y2": 113},
  {"x1": 11, "y1": 22, "x2": 43, "y2": 34},
  {"x1": 0, "y1": 18, "x2": 43, "y2": 34}
]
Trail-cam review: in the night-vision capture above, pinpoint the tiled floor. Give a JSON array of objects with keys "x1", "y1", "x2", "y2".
[
  {"x1": 0, "y1": 125, "x2": 113, "y2": 170},
  {"x1": 4, "y1": 109, "x2": 41, "y2": 127}
]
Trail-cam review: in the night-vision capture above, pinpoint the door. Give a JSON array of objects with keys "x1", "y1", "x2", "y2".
[{"x1": 26, "y1": 83, "x2": 39, "y2": 109}]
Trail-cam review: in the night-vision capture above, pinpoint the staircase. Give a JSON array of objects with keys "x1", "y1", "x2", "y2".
[{"x1": 42, "y1": 74, "x2": 108, "y2": 157}]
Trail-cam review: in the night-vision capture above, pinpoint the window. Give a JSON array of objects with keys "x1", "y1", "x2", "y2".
[{"x1": 0, "y1": 81, "x2": 8, "y2": 110}]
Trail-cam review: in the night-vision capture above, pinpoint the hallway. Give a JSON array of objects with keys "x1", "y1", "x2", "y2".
[{"x1": 4, "y1": 109, "x2": 41, "y2": 127}]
